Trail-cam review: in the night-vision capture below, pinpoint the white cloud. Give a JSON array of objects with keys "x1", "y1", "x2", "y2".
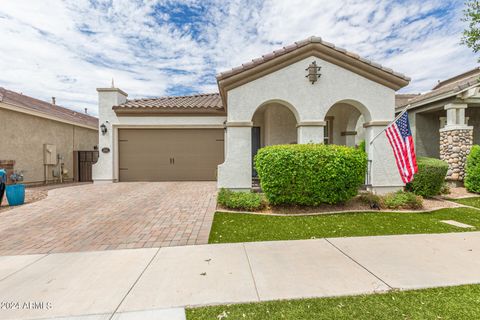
[{"x1": 0, "y1": 0, "x2": 477, "y2": 116}]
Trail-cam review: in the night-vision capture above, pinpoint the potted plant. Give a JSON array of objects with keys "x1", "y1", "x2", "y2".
[{"x1": 6, "y1": 170, "x2": 25, "y2": 206}]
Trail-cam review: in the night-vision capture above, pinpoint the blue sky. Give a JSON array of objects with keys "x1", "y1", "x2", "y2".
[{"x1": 0, "y1": 0, "x2": 477, "y2": 115}]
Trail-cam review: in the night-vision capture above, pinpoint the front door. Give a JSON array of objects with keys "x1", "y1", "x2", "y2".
[{"x1": 252, "y1": 127, "x2": 261, "y2": 177}]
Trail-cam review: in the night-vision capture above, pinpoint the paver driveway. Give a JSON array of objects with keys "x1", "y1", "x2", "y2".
[{"x1": 0, "y1": 182, "x2": 217, "y2": 255}]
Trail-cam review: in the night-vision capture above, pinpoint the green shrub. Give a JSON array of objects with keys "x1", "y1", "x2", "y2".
[
  {"x1": 358, "y1": 140, "x2": 366, "y2": 152},
  {"x1": 406, "y1": 157, "x2": 448, "y2": 197},
  {"x1": 465, "y1": 145, "x2": 480, "y2": 193},
  {"x1": 383, "y1": 191, "x2": 423, "y2": 209},
  {"x1": 217, "y1": 188, "x2": 266, "y2": 211},
  {"x1": 255, "y1": 144, "x2": 367, "y2": 206},
  {"x1": 440, "y1": 183, "x2": 451, "y2": 195},
  {"x1": 359, "y1": 192, "x2": 382, "y2": 209}
]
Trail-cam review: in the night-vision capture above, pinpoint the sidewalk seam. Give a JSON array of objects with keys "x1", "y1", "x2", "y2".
[
  {"x1": 242, "y1": 243, "x2": 261, "y2": 302},
  {"x1": 324, "y1": 238, "x2": 394, "y2": 290},
  {"x1": 108, "y1": 247, "x2": 162, "y2": 320},
  {"x1": 0, "y1": 253, "x2": 49, "y2": 282}
]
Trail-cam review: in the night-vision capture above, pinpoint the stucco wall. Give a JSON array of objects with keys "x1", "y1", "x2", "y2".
[
  {"x1": 252, "y1": 103, "x2": 297, "y2": 146},
  {"x1": 226, "y1": 57, "x2": 394, "y2": 122},
  {"x1": 355, "y1": 115, "x2": 366, "y2": 145},
  {"x1": 92, "y1": 88, "x2": 227, "y2": 183},
  {"x1": 325, "y1": 103, "x2": 362, "y2": 146},
  {"x1": 0, "y1": 106, "x2": 98, "y2": 184},
  {"x1": 264, "y1": 104, "x2": 297, "y2": 145},
  {"x1": 219, "y1": 55, "x2": 403, "y2": 191}
]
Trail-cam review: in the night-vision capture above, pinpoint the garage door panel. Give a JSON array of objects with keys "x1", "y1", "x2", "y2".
[{"x1": 119, "y1": 129, "x2": 224, "y2": 181}]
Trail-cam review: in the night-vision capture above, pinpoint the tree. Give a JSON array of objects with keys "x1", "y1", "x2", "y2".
[{"x1": 462, "y1": 0, "x2": 480, "y2": 58}]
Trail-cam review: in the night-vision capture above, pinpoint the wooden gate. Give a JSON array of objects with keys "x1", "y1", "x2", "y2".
[{"x1": 76, "y1": 151, "x2": 99, "y2": 182}]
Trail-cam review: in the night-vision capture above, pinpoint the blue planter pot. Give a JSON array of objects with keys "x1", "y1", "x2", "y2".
[{"x1": 6, "y1": 184, "x2": 25, "y2": 206}]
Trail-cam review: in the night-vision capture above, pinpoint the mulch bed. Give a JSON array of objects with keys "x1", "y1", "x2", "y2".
[{"x1": 219, "y1": 194, "x2": 463, "y2": 215}]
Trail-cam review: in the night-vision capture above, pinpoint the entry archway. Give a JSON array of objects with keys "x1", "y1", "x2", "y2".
[
  {"x1": 251, "y1": 100, "x2": 298, "y2": 176},
  {"x1": 324, "y1": 100, "x2": 371, "y2": 147}
]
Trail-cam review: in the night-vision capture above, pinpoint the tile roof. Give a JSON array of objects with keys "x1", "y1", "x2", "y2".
[
  {"x1": 397, "y1": 68, "x2": 480, "y2": 109},
  {"x1": 216, "y1": 36, "x2": 410, "y2": 82},
  {"x1": 0, "y1": 87, "x2": 98, "y2": 128},
  {"x1": 113, "y1": 93, "x2": 225, "y2": 115},
  {"x1": 432, "y1": 67, "x2": 480, "y2": 90},
  {"x1": 395, "y1": 93, "x2": 420, "y2": 108}
]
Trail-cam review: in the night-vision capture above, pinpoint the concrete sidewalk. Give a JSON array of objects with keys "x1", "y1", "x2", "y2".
[{"x1": 1, "y1": 232, "x2": 480, "y2": 319}]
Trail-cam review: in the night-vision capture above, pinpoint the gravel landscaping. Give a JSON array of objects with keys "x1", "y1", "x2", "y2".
[{"x1": 0, "y1": 188, "x2": 47, "y2": 213}]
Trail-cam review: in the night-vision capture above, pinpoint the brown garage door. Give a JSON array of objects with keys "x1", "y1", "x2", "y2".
[{"x1": 119, "y1": 129, "x2": 224, "y2": 181}]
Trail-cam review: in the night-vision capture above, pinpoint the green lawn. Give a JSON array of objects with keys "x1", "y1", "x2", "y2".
[
  {"x1": 209, "y1": 208, "x2": 480, "y2": 243},
  {"x1": 186, "y1": 284, "x2": 480, "y2": 320},
  {"x1": 451, "y1": 197, "x2": 480, "y2": 208}
]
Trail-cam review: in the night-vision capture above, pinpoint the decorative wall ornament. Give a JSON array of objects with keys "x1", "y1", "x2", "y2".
[{"x1": 305, "y1": 61, "x2": 321, "y2": 84}]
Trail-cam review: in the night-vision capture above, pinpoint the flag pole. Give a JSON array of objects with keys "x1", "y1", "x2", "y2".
[{"x1": 369, "y1": 104, "x2": 410, "y2": 145}]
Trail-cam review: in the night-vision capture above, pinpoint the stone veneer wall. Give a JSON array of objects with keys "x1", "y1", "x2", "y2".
[{"x1": 439, "y1": 128, "x2": 473, "y2": 181}]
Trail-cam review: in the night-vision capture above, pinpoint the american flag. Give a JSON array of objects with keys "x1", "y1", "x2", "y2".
[{"x1": 385, "y1": 112, "x2": 418, "y2": 183}]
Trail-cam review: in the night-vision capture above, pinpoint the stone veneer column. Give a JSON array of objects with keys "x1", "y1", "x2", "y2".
[
  {"x1": 440, "y1": 128, "x2": 473, "y2": 181},
  {"x1": 440, "y1": 103, "x2": 472, "y2": 182}
]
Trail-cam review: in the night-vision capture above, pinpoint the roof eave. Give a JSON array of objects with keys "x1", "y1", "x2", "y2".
[
  {"x1": 112, "y1": 107, "x2": 227, "y2": 117},
  {"x1": 396, "y1": 82, "x2": 480, "y2": 112},
  {"x1": 217, "y1": 42, "x2": 410, "y2": 109},
  {"x1": 0, "y1": 100, "x2": 98, "y2": 130}
]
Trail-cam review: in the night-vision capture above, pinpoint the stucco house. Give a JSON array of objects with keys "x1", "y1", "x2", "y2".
[
  {"x1": 93, "y1": 36, "x2": 410, "y2": 193},
  {"x1": 396, "y1": 67, "x2": 480, "y2": 184},
  {"x1": 0, "y1": 88, "x2": 99, "y2": 185}
]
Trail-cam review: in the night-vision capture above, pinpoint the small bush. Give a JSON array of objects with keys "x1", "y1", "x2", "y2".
[
  {"x1": 465, "y1": 145, "x2": 480, "y2": 193},
  {"x1": 440, "y1": 183, "x2": 451, "y2": 195},
  {"x1": 255, "y1": 144, "x2": 367, "y2": 206},
  {"x1": 406, "y1": 157, "x2": 448, "y2": 197},
  {"x1": 383, "y1": 191, "x2": 423, "y2": 209},
  {"x1": 357, "y1": 140, "x2": 366, "y2": 152},
  {"x1": 217, "y1": 188, "x2": 266, "y2": 211},
  {"x1": 359, "y1": 192, "x2": 382, "y2": 209}
]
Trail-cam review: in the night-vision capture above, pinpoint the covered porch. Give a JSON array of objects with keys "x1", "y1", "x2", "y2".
[
  {"x1": 408, "y1": 86, "x2": 480, "y2": 182},
  {"x1": 216, "y1": 37, "x2": 410, "y2": 193},
  {"x1": 250, "y1": 100, "x2": 368, "y2": 165}
]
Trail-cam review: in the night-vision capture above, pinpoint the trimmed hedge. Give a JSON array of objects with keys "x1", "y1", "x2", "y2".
[
  {"x1": 406, "y1": 157, "x2": 448, "y2": 197},
  {"x1": 465, "y1": 145, "x2": 480, "y2": 193},
  {"x1": 217, "y1": 188, "x2": 266, "y2": 211},
  {"x1": 255, "y1": 144, "x2": 367, "y2": 205}
]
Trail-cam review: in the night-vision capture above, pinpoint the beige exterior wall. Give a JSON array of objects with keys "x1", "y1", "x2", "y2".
[
  {"x1": 218, "y1": 55, "x2": 403, "y2": 192},
  {"x1": 325, "y1": 103, "x2": 362, "y2": 146},
  {"x1": 252, "y1": 103, "x2": 297, "y2": 146},
  {"x1": 91, "y1": 88, "x2": 226, "y2": 183},
  {"x1": 0, "y1": 105, "x2": 98, "y2": 184}
]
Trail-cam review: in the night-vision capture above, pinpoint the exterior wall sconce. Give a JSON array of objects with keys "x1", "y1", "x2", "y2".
[
  {"x1": 305, "y1": 61, "x2": 321, "y2": 84},
  {"x1": 100, "y1": 123, "x2": 107, "y2": 135}
]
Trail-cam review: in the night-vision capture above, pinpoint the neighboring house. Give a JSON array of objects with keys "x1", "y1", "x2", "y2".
[
  {"x1": 396, "y1": 67, "x2": 480, "y2": 183},
  {"x1": 0, "y1": 88, "x2": 99, "y2": 185},
  {"x1": 93, "y1": 36, "x2": 410, "y2": 193}
]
